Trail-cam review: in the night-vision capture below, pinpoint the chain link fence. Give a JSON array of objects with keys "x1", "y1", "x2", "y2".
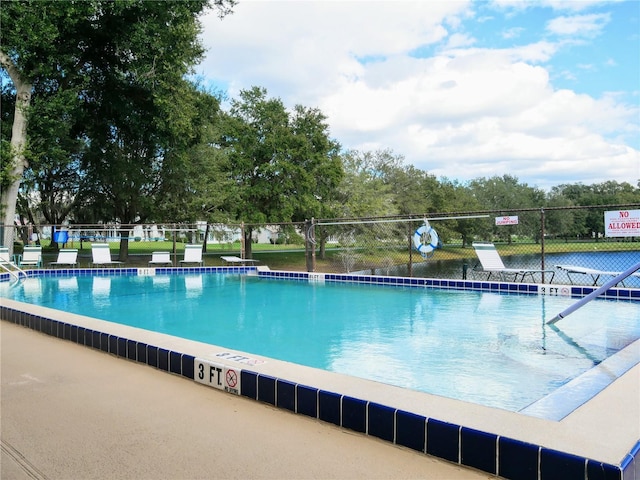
[
  {"x1": 3, "y1": 204, "x2": 639, "y2": 286},
  {"x1": 304, "y1": 205, "x2": 640, "y2": 286}
]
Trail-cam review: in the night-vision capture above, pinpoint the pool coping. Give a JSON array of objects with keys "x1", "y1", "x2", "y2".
[{"x1": 1, "y1": 266, "x2": 639, "y2": 480}]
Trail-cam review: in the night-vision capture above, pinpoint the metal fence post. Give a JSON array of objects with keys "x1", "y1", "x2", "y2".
[
  {"x1": 540, "y1": 208, "x2": 546, "y2": 283},
  {"x1": 408, "y1": 229, "x2": 413, "y2": 277},
  {"x1": 241, "y1": 222, "x2": 246, "y2": 259},
  {"x1": 305, "y1": 218, "x2": 316, "y2": 272}
]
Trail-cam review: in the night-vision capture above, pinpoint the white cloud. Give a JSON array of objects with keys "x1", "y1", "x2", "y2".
[
  {"x1": 444, "y1": 32, "x2": 476, "y2": 49},
  {"x1": 546, "y1": 13, "x2": 611, "y2": 37},
  {"x1": 489, "y1": 0, "x2": 623, "y2": 13},
  {"x1": 198, "y1": 1, "x2": 639, "y2": 190},
  {"x1": 502, "y1": 27, "x2": 524, "y2": 39}
]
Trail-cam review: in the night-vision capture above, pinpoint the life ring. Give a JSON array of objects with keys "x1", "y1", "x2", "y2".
[{"x1": 413, "y1": 225, "x2": 439, "y2": 257}]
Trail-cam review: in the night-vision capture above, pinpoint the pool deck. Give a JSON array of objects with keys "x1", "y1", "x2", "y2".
[{"x1": 1, "y1": 321, "x2": 491, "y2": 480}]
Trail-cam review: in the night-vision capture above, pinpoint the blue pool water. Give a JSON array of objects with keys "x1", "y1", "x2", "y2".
[{"x1": 3, "y1": 273, "x2": 639, "y2": 412}]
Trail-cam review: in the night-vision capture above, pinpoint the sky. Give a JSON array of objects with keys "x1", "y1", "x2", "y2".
[{"x1": 197, "y1": 0, "x2": 640, "y2": 191}]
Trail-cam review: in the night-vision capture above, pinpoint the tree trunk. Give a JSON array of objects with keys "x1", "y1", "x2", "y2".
[
  {"x1": 243, "y1": 228, "x2": 253, "y2": 258},
  {"x1": 0, "y1": 50, "x2": 32, "y2": 253},
  {"x1": 119, "y1": 230, "x2": 129, "y2": 262},
  {"x1": 203, "y1": 223, "x2": 210, "y2": 253}
]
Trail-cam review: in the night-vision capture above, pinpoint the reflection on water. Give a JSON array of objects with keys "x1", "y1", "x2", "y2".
[
  {"x1": 185, "y1": 275, "x2": 203, "y2": 298},
  {"x1": 20, "y1": 278, "x2": 42, "y2": 300},
  {"x1": 58, "y1": 277, "x2": 78, "y2": 292},
  {"x1": 357, "y1": 258, "x2": 468, "y2": 279}
]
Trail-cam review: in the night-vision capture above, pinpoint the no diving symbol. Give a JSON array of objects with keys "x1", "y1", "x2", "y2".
[{"x1": 226, "y1": 369, "x2": 238, "y2": 388}]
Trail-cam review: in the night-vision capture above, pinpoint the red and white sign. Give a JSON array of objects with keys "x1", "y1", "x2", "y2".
[
  {"x1": 495, "y1": 215, "x2": 519, "y2": 226},
  {"x1": 605, "y1": 210, "x2": 640, "y2": 237}
]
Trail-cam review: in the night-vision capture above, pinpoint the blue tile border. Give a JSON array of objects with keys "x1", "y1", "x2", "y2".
[
  {"x1": 257, "y1": 374, "x2": 276, "y2": 405},
  {"x1": 276, "y1": 379, "x2": 296, "y2": 412},
  {"x1": 396, "y1": 409, "x2": 426, "y2": 452},
  {"x1": 318, "y1": 390, "x2": 341, "y2": 426},
  {"x1": 158, "y1": 348, "x2": 169, "y2": 372},
  {"x1": 540, "y1": 448, "x2": 586, "y2": 480},
  {"x1": 341, "y1": 396, "x2": 367, "y2": 433},
  {"x1": 587, "y1": 460, "x2": 623, "y2": 480},
  {"x1": 240, "y1": 370, "x2": 257, "y2": 399},
  {"x1": 1, "y1": 269, "x2": 638, "y2": 480},
  {"x1": 296, "y1": 384, "x2": 317, "y2": 417},
  {"x1": 368, "y1": 402, "x2": 395, "y2": 443},
  {"x1": 498, "y1": 437, "x2": 539, "y2": 480},
  {"x1": 256, "y1": 270, "x2": 640, "y2": 301},
  {"x1": 426, "y1": 418, "x2": 460, "y2": 463},
  {"x1": 460, "y1": 427, "x2": 497, "y2": 475}
]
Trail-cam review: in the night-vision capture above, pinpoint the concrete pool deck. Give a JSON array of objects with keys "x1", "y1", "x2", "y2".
[{"x1": 1, "y1": 321, "x2": 491, "y2": 480}]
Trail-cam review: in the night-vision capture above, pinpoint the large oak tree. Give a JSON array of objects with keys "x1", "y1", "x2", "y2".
[
  {"x1": 221, "y1": 87, "x2": 343, "y2": 256},
  {"x1": 0, "y1": 0, "x2": 234, "y2": 252}
]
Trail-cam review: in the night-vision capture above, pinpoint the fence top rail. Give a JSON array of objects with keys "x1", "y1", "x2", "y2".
[
  {"x1": 316, "y1": 214, "x2": 490, "y2": 227},
  {"x1": 315, "y1": 203, "x2": 640, "y2": 224}
]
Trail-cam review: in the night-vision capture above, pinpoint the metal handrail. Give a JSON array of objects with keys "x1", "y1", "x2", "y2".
[
  {"x1": 547, "y1": 260, "x2": 640, "y2": 324},
  {"x1": 0, "y1": 261, "x2": 28, "y2": 281}
]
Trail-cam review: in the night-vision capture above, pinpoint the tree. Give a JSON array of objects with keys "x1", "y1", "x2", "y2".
[
  {"x1": 549, "y1": 181, "x2": 640, "y2": 240},
  {"x1": 469, "y1": 175, "x2": 545, "y2": 243},
  {"x1": 545, "y1": 189, "x2": 579, "y2": 242},
  {"x1": 221, "y1": 87, "x2": 342, "y2": 256},
  {"x1": 289, "y1": 104, "x2": 343, "y2": 221},
  {"x1": 19, "y1": 86, "x2": 86, "y2": 248},
  {"x1": 0, "y1": 0, "x2": 235, "y2": 251},
  {"x1": 334, "y1": 150, "x2": 398, "y2": 218},
  {"x1": 154, "y1": 88, "x2": 233, "y2": 224},
  {"x1": 437, "y1": 178, "x2": 484, "y2": 246}
]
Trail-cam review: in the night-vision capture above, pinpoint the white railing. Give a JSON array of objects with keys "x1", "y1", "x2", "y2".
[{"x1": 0, "y1": 261, "x2": 29, "y2": 281}]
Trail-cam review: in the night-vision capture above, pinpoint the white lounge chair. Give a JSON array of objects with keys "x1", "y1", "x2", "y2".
[
  {"x1": 90, "y1": 243, "x2": 123, "y2": 267},
  {"x1": 149, "y1": 251, "x2": 172, "y2": 266},
  {"x1": 0, "y1": 247, "x2": 16, "y2": 269},
  {"x1": 179, "y1": 244, "x2": 203, "y2": 267},
  {"x1": 17, "y1": 245, "x2": 42, "y2": 268},
  {"x1": 49, "y1": 249, "x2": 79, "y2": 268},
  {"x1": 556, "y1": 264, "x2": 640, "y2": 286},
  {"x1": 220, "y1": 255, "x2": 259, "y2": 266},
  {"x1": 0, "y1": 247, "x2": 27, "y2": 280},
  {"x1": 472, "y1": 242, "x2": 555, "y2": 283}
]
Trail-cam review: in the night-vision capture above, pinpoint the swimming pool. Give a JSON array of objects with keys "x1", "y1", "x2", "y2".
[
  {"x1": 2, "y1": 271, "x2": 638, "y2": 414},
  {"x1": 2, "y1": 267, "x2": 639, "y2": 480}
]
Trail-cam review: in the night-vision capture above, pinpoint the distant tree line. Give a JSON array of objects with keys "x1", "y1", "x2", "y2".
[{"x1": 2, "y1": 0, "x2": 639, "y2": 255}]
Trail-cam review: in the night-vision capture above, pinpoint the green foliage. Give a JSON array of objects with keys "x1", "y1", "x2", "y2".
[
  {"x1": 155, "y1": 88, "x2": 232, "y2": 223},
  {"x1": 468, "y1": 174, "x2": 547, "y2": 242},
  {"x1": 222, "y1": 86, "x2": 343, "y2": 224},
  {"x1": 1, "y1": 0, "x2": 235, "y2": 228},
  {"x1": 335, "y1": 150, "x2": 398, "y2": 218},
  {"x1": 0, "y1": 140, "x2": 14, "y2": 183}
]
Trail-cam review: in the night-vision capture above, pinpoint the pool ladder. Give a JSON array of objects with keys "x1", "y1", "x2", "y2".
[{"x1": 0, "y1": 261, "x2": 29, "y2": 283}]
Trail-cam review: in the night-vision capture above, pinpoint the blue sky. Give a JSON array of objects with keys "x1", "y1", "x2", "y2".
[{"x1": 198, "y1": 0, "x2": 639, "y2": 190}]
